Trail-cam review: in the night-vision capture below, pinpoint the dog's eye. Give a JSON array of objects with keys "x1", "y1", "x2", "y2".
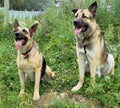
[
  {"x1": 82, "y1": 13, "x2": 88, "y2": 19},
  {"x1": 22, "y1": 29, "x2": 28, "y2": 34},
  {"x1": 75, "y1": 13, "x2": 78, "y2": 18}
]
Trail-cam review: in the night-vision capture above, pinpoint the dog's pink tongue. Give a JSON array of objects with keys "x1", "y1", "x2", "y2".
[
  {"x1": 75, "y1": 28, "x2": 82, "y2": 35},
  {"x1": 15, "y1": 40, "x2": 22, "y2": 50}
]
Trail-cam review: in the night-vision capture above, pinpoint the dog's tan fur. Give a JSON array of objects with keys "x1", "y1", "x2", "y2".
[
  {"x1": 13, "y1": 19, "x2": 55, "y2": 100},
  {"x1": 71, "y1": 2, "x2": 115, "y2": 91}
]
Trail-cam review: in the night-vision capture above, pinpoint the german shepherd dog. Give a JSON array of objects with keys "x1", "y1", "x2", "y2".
[
  {"x1": 13, "y1": 19, "x2": 55, "y2": 100},
  {"x1": 71, "y1": 2, "x2": 115, "y2": 92}
]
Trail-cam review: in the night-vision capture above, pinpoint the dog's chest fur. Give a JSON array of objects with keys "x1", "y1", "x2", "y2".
[
  {"x1": 76, "y1": 43, "x2": 94, "y2": 61},
  {"x1": 75, "y1": 31, "x2": 95, "y2": 48},
  {"x1": 17, "y1": 48, "x2": 42, "y2": 74},
  {"x1": 75, "y1": 33, "x2": 95, "y2": 59},
  {"x1": 76, "y1": 32, "x2": 107, "y2": 65}
]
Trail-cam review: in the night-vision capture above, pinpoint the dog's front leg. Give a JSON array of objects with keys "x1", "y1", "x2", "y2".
[
  {"x1": 72, "y1": 54, "x2": 85, "y2": 92},
  {"x1": 33, "y1": 67, "x2": 41, "y2": 101},
  {"x1": 19, "y1": 70, "x2": 25, "y2": 95},
  {"x1": 89, "y1": 59, "x2": 97, "y2": 85}
]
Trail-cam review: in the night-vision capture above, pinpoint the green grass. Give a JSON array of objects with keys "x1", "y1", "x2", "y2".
[{"x1": 0, "y1": 0, "x2": 120, "y2": 108}]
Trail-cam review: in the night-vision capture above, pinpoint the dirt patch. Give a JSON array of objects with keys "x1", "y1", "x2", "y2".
[{"x1": 34, "y1": 90, "x2": 100, "y2": 108}]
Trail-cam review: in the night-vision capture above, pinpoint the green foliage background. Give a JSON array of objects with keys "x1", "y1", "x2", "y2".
[
  {"x1": 0, "y1": 0, "x2": 120, "y2": 107},
  {"x1": 0, "y1": 0, "x2": 51, "y2": 11},
  {"x1": 9, "y1": 0, "x2": 51, "y2": 11}
]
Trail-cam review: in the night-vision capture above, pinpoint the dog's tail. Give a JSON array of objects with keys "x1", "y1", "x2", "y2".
[{"x1": 41, "y1": 56, "x2": 46, "y2": 78}]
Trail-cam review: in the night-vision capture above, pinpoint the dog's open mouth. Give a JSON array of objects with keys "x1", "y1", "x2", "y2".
[
  {"x1": 74, "y1": 25, "x2": 89, "y2": 35},
  {"x1": 14, "y1": 31, "x2": 28, "y2": 50},
  {"x1": 15, "y1": 39, "x2": 24, "y2": 50}
]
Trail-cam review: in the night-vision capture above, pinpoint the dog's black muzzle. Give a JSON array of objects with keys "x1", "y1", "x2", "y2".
[
  {"x1": 73, "y1": 20, "x2": 82, "y2": 28},
  {"x1": 73, "y1": 19, "x2": 89, "y2": 32},
  {"x1": 14, "y1": 31, "x2": 28, "y2": 45},
  {"x1": 15, "y1": 32, "x2": 23, "y2": 40}
]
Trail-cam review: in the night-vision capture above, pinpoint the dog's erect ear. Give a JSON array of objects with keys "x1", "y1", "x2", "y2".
[
  {"x1": 29, "y1": 22, "x2": 38, "y2": 37},
  {"x1": 14, "y1": 19, "x2": 19, "y2": 30},
  {"x1": 72, "y1": 9, "x2": 78, "y2": 14},
  {"x1": 88, "y1": 1, "x2": 97, "y2": 17}
]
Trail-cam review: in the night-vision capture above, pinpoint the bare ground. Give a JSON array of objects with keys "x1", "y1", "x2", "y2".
[{"x1": 34, "y1": 90, "x2": 101, "y2": 108}]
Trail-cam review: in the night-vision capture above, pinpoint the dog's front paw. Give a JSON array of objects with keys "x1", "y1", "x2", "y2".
[
  {"x1": 19, "y1": 89, "x2": 24, "y2": 95},
  {"x1": 33, "y1": 94, "x2": 40, "y2": 101},
  {"x1": 105, "y1": 76, "x2": 110, "y2": 81},
  {"x1": 50, "y1": 72, "x2": 55, "y2": 80},
  {"x1": 72, "y1": 82, "x2": 82, "y2": 92}
]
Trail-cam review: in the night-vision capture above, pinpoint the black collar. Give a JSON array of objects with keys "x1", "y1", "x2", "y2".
[{"x1": 22, "y1": 42, "x2": 34, "y2": 59}]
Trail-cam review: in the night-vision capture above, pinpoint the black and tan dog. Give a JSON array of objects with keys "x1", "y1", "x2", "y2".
[
  {"x1": 71, "y1": 2, "x2": 115, "y2": 91},
  {"x1": 13, "y1": 19, "x2": 55, "y2": 100}
]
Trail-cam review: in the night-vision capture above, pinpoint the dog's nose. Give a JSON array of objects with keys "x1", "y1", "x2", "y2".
[
  {"x1": 15, "y1": 32, "x2": 20, "y2": 36},
  {"x1": 73, "y1": 20, "x2": 79, "y2": 26}
]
